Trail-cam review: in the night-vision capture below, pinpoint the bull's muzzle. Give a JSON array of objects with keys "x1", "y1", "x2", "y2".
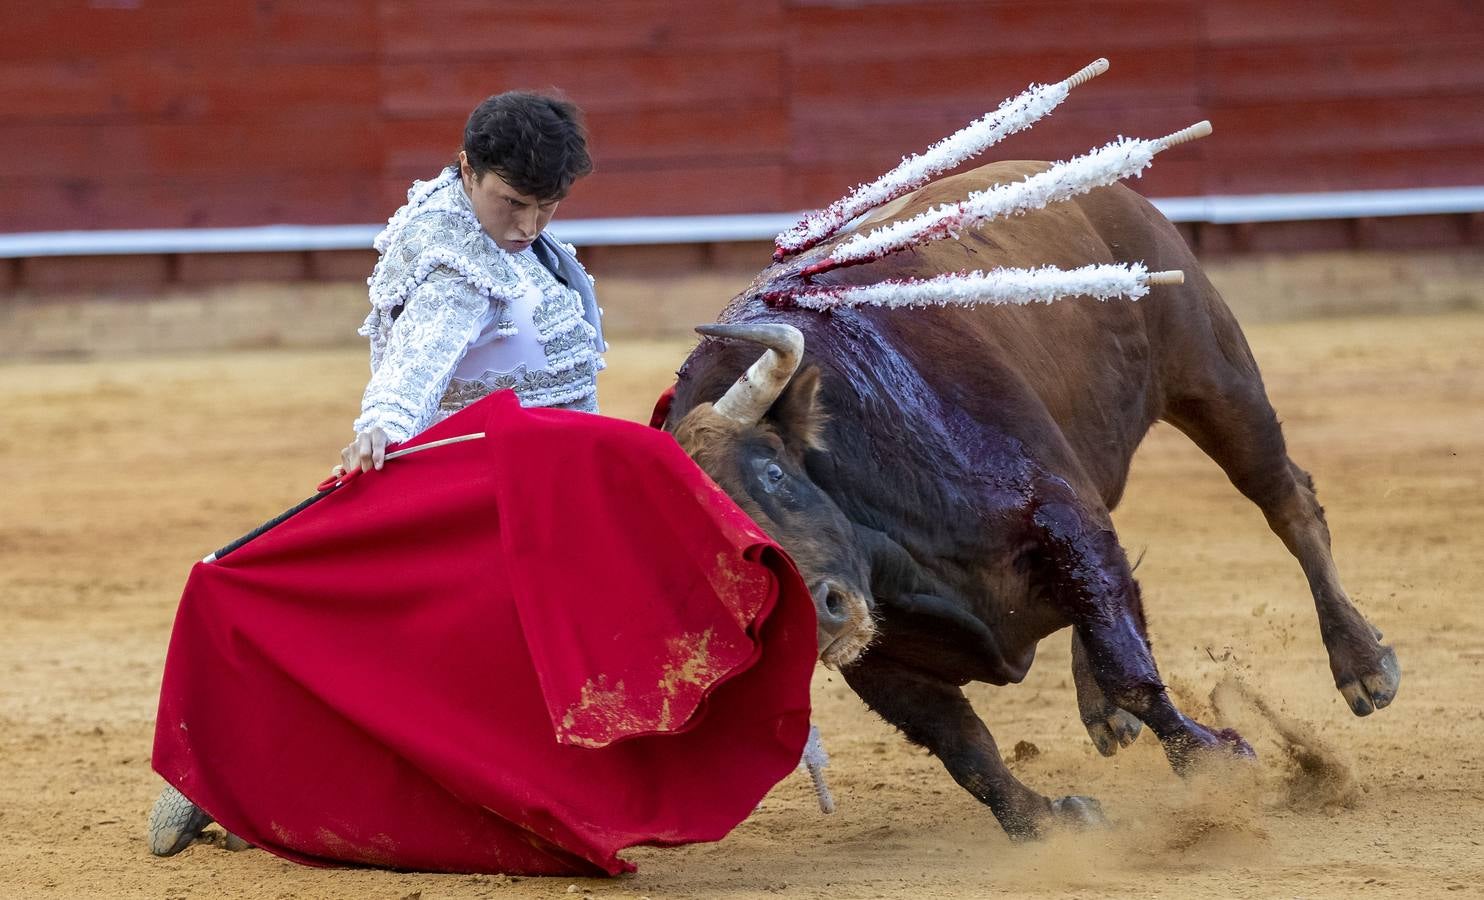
[{"x1": 810, "y1": 579, "x2": 875, "y2": 668}]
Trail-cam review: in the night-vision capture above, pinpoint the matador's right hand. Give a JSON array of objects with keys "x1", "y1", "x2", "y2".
[{"x1": 338, "y1": 426, "x2": 389, "y2": 474}]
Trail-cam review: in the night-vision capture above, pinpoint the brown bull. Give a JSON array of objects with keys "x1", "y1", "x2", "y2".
[{"x1": 661, "y1": 161, "x2": 1400, "y2": 839}]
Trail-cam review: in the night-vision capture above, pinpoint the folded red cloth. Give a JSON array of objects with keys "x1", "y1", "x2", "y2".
[{"x1": 153, "y1": 390, "x2": 815, "y2": 875}]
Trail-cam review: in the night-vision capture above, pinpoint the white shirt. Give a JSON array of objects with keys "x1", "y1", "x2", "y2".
[{"x1": 452, "y1": 248, "x2": 553, "y2": 384}]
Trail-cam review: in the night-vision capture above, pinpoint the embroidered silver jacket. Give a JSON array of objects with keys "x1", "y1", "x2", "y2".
[{"x1": 353, "y1": 168, "x2": 607, "y2": 443}]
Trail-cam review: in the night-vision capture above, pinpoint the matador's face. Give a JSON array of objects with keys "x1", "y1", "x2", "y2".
[{"x1": 459, "y1": 152, "x2": 561, "y2": 254}]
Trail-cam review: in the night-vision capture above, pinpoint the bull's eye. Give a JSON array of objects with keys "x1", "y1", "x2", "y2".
[{"x1": 763, "y1": 462, "x2": 785, "y2": 487}]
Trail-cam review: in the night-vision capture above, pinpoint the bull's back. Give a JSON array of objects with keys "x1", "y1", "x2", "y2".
[{"x1": 813, "y1": 161, "x2": 1232, "y2": 505}]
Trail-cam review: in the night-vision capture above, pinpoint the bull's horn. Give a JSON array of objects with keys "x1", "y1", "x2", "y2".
[{"x1": 695, "y1": 323, "x2": 805, "y2": 424}]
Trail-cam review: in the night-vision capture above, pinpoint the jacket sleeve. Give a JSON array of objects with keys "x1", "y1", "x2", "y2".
[{"x1": 352, "y1": 267, "x2": 499, "y2": 444}]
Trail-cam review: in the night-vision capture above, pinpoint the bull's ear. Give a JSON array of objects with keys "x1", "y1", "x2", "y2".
[{"x1": 770, "y1": 365, "x2": 827, "y2": 452}]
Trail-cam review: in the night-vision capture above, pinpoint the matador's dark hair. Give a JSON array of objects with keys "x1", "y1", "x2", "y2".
[{"x1": 461, "y1": 91, "x2": 593, "y2": 201}]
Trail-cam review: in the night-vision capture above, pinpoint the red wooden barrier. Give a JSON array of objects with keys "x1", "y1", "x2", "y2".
[{"x1": 0, "y1": 0, "x2": 1481, "y2": 232}]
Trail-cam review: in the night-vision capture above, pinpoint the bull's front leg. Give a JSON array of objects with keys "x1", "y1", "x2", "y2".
[
  {"x1": 843, "y1": 655, "x2": 1103, "y2": 839},
  {"x1": 1031, "y1": 479, "x2": 1252, "y2": 772},
  {"x1": 1071, "y1": 631, "x2": 1142, "y2": 756}
]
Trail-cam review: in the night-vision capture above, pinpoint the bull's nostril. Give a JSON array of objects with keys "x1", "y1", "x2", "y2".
[{"x1": 825, "y1": 589, "x2": 845, "y2": 618}]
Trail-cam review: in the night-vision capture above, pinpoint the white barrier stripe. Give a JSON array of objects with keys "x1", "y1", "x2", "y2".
[
  {"x1": 2, "y1": 187, "x2": 1481, "y2": 259},
  {"x1": 1156, "y1": 187, "x2": 1484, "y2": 223}
]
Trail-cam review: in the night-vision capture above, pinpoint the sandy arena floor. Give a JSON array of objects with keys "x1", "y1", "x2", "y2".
[{"x1": 2, "y1": 311, "x2": 1482, "y2": 899}]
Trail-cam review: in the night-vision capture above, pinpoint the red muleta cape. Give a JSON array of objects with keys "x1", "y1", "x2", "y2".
[{"x1": 152, "y1": 390, "x2": 816, "y2": 875}]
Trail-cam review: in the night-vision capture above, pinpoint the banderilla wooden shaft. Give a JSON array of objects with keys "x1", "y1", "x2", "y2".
[
  {"x1": 1063, "y1": 58, "x2": 1109, "y2": 88},
  {"x1": 1155, "y1": 120, "x2": 1213, "y2": 151}
]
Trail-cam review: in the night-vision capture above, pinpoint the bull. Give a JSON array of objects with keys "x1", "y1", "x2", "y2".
[{"x1": 659, "y1": 160, "x2": 1400, "y2": 838}]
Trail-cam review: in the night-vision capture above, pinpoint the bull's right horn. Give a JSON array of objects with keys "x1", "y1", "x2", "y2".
[{"x1": 695, "y1": 323, "x2": 805, "y2": 425}]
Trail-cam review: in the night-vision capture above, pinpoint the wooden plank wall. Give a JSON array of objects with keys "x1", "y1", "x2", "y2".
[
  {"x1": 0, "y1": 2, "x2": 382, "y2": 230},
  {"x1": 1, "y1": 0, "x2": 1481, "y2": 233}
]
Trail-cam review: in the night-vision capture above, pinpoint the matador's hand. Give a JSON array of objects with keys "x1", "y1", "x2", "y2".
[{"x1": 339, "y1": 426, "x2": 389, "y2": 474}]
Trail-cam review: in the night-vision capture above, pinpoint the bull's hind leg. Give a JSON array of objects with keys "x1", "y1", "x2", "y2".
[
  {"x1": 844, "y1": 656, "x2": 1103, "y2": 839},
  {"x1": 1164, "y1": 357, "x2": 1400, "y2": 715}
]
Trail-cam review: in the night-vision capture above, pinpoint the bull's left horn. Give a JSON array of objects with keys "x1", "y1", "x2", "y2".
[{"x1": 695, "y1": 323, "x2": 805, "y2": 425}]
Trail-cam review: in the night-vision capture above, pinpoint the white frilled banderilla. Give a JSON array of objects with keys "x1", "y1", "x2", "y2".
[
  {"x1": 771, "y1": 58, "x2": 1215, "y2": 313},
  {"x1": 766, "y1": 265, "x2": 1186, "y2": 312},
  {"x1": 774, "y1": 58, "x2": 1111, "y2": 260}
]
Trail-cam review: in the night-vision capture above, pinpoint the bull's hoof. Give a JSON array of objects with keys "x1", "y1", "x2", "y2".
[
  {"x1": 1050, "y1": 795, "x2": 1107, "y2": 829},
  {"x1": 1167, "y1": 724, "x2": 1256, "y2": 775},
  {"x1": 1336, "y1": 644, "x2": 1400, "y2": 717},
  {"x1": 1004, "y1": 795, "x2": 1107, "y2": 841},
  {"x1": 147, "y1": 784, "x2": 213, "y2": 857},
  {"x1": 1085, "y1": 708, "x2": 1143, "y2": 757}
]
